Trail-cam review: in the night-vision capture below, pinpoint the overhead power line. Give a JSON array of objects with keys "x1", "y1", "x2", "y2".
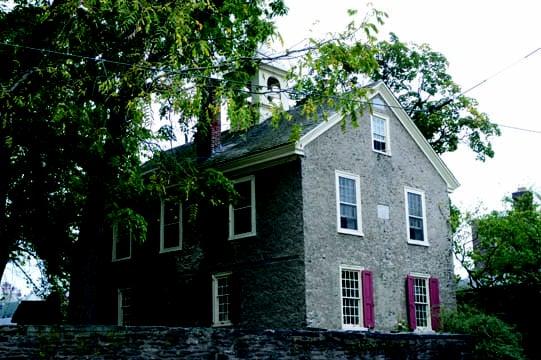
[{"x1": 2, "y1": 41, "x2": 541, "y2": 135}]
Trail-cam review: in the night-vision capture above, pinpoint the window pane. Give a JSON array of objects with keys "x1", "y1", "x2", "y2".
[
  {"x1": 373, "y1": 140, "x2": 386, "y2": 152},
  {"x1": 408, "y1": 192, "x2": 422, "y2": 217},
  {"x1": 164, "y1": 223, "x2": 180, "y2": 248},
  {"x1": 164, "y1": 201, "x2": 180, "y2": 225},
  {"x1": 339, "y1": 177, "x2": 356, "y2": 204},
  {"x1": 340, "y1": 204, "x2": 358, "y2": 230},
  {"x1": 235, "y1": 181, "x2": 251, "y2": 207},
  {"x1": 216, "y1": 275, "x2": 231, "y2": 323},
  {"x1": 373, "y1": 117, "x2": 385, "y2": 137},
  {"x1": 234, "y1": 207, "x2": 252, "y2": 235}
]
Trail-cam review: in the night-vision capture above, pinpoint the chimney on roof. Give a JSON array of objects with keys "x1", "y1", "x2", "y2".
[
  {"x1": 512, "y1": 186, "x2": 534, "y2": 211},
  {"x1": 195, "y1": 79, "x2": 221, "y2": 160}
]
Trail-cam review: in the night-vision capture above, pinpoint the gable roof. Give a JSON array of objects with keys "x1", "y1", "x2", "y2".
[
  {"x1": 162, "y1": 82, "x2": 459, "y2": 192},
  {"x1": 297, "y1": 82, "x2": 460, "y2": 191}
]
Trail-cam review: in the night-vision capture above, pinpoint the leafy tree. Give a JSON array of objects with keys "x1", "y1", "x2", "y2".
[
  {"x1": 373, "y1": 33, "x2": 501, "y2": 160},
  {"x1": 0, "y1": 1, "x2": 386, "y2": 323},
  {"x1": 454, "y1": 190, "x2": 541, "y2": 288}
]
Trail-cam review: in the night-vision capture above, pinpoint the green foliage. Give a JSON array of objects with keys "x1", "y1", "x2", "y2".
[
  {"x1": 373, "y1": 33, "x2": 500, "y2": 160},
  {"x1": 442, "y1": 306, "x2": 524, "y2": 360},
  {"x1": 454, "y1": 190, "x2": 541, "y2": 288}
]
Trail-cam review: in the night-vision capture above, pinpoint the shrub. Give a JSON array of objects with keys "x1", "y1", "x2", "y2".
[{"x1": 442, "y1": 306, "x2": 524, "y2": 360}]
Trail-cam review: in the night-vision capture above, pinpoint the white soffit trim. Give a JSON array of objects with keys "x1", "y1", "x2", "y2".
[{"x1": 296, "y1": 82, "x2": 460, "y2": 192}]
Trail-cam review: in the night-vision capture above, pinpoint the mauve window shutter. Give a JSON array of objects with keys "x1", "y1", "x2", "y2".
[
  {"x1": 361, "y1": 270, "x2": 375, "y2": 328},
  {"x1": 406, "y1": 275, "x2": 416, "y2": 330},
  {"x1": 429, "y1": 277, "x2": 441, "y2": 331}
]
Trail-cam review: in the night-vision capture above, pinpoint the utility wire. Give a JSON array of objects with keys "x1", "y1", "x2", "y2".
[{"x1": 2, "y1": 41, "x2": 541, "y2": 135}]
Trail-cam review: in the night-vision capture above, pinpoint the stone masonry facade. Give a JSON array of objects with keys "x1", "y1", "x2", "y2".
[{"x1": 302, "y1": 95, "x2": 456, "y2": 330}]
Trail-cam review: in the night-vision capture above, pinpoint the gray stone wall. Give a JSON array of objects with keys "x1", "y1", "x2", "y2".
[
  {"x1": 118, "y1": 160, "x2": 306, "y2": 328},
  {"x1": 0, "y1": 325, "x2": 472, "y2": 359},
  {"x1": 301, "y1": 99, "x2": 456, "y2": 330}
]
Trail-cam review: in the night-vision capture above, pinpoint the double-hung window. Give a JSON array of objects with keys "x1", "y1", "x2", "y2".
[
  {"x1": 160, "y1": 199, "x2": 182, "y2": 253},
  {"x1": 212, "y1": 272, "x2": 232, "y2": 326},
  {"x1": 117, "y1": 288, "x2": 133, "y2": 325},
  {"x1": 340, "y1": 266, "x2": 374, "y2": 329},
  {"x1": 406, "y1": 275, "x2": 440, "y2": 331},
  {"x1": 371, "y1": 115, "x2": 389, "y2": 154},
  {"x1": 229, "y1": 176, "x2": 256, "y2": 240},
  {"x1": 112, "y1": 223, "x2": 131, "y2": 261},
  {"x1": 405, "y1": 188, "x2": 427, "y2": 245},
  {"x1": 336, "y1": 171, "x2": 363, "y2": 236}
]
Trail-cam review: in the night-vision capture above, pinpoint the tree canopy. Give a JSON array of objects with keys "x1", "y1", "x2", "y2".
[
  {"x1": 373, "y1": 33, "x2": 500, "y2": 160},
  {"x1": 454, "y1": 190, "x2": 541, "y2": 288}
]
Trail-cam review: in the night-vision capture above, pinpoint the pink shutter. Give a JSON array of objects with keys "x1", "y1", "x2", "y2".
[
  {"x1": 429, "y1": 277, "x2": 441, "y2": 331},
  {"x1": 406, "y1": 275, "x2": 416, "y2": 330},
  {"x1": 361, "y1": 270, "x2": 375, "y2": 328}
]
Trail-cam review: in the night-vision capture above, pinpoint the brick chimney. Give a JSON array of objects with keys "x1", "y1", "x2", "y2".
[{"x1": 195, "y1": 80, "x2": 221, "y2": 160}]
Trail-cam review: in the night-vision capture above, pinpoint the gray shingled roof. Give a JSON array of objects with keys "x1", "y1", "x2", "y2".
[{"x1": 166, "y1": 107, "x2": 330, "y2": 166}]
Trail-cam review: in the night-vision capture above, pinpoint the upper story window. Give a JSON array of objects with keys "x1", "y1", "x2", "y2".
[
  {"x1": 160, "y1": 199, "x2": 182, "y2": 253},
  {"x1": 406, "y1": 275, "x2": 440, "y2": 332},
  {"x1": 340, "y1": 266, "x2": 374, "y2": 329},
  {"x1": 229, "y1": 175, "x2": 256, "y2": 240},
  {"x1": 335, "y1": 170, "x2": 363, "y2": 236},
  {"x1": 405, "y1": 188, "x2": 428, "y2": 245},
  {"x1": 371, "y1": 114, "x2": 390, "y2": 154},
  {"x1": 212, "y1": 272, "x2": 232, "y2": 326},
  {"x1": 112, "y1": 223, "x2": 131, "y2": 261}
]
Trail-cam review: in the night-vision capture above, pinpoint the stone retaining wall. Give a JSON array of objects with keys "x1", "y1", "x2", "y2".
[{"x1": 0, "y1": 326, "x2": 472, "y2": 359}]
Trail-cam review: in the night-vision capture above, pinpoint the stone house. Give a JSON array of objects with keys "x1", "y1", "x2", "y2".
[{"x1": 109, "y1": 65, "x2": 459, "y2": 332}]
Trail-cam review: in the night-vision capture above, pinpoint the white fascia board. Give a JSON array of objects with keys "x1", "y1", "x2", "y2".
[{"x1": 219, "y1": 142, "x2": 303, "y2": 174}]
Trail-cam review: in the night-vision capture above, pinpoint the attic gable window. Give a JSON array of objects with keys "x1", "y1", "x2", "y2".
[
  {"x1": 371, "y1": 114, "x2": 390, "y2": 154},
  {"x1": 229, "y1": 175, "x2": 256, "y2": 240},
  {"x1": 112, "y1": 223, "x2": 132, "y2": 261},
  {"x1": 336, "y1": 170, "x2": 363, "y2": 236},
  {"x1": 405, "y1": 188, "x2": 428, "y2": 245},
  {"x1": 160, "y1": 199, "x2": 182, "y2": 253}
]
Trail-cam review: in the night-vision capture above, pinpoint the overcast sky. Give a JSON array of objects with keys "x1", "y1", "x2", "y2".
[{"x1": 275, "y1": 0, "x2": 541, "y2": 213}]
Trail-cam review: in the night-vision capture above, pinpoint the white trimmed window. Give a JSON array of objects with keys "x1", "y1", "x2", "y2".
[
  {"x1": 229, "y1": 176, "x2": 256, "y2": 240},
  {"x1": 413, "y1": 277, "x2": 430, "y2": 329},
  {"x1": 406, "y1": 274, "x2": 441, "y2": 332},
  {"x1": 371, "y1": 114, "x2": 390, "y2": 154},
  {"x1": 341, "y1": 267, "x2": 363, "y2": 328},
  {"x1": 112, "y1": 223, "x2": 132, "y2": 261},
  {"x1": 117, "y1": 288, "x2": 133, "y2": 325},
  {"x1": 160, "y1": 199, "x2": 182, "y2": 253},
  {"x1": 405, "y1": 188, "x2": 427, "y2": 245},
  {"x1": 336, "y1": 171, "x2": 363, "y2": 236},
  {"x1": 339, "y1": 266, "x2": 375, "y2": 329},
  {"x1": 212, "y1": 272, "x2": 232, "y2": 326}
]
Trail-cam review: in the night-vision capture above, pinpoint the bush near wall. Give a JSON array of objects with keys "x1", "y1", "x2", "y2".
[
  {"x1": 0, "y1": 325, "x2": 472, "y2": 359},
  {"x1": 458, "y1": 285, "x2": 540, "y2": 359}
]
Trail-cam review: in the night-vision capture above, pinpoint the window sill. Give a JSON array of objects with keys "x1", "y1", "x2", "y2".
[
  {"x1": 160, "y1": 246, "x2": 182, "y2": 254},
  {"x1": 341, "y1": 326, "x2": 368, "y2": 331},
  {"x1": 414, "y1": 328, "x2": 435, "y2": 334},
  {"x1": 372, "y1": 149, "x2": 392, "y2": 157},
  {"x1": 338, "y1": 228, "x2": 364, "y2": 237},
  {"x1": 212, "y1": 322, "x2": 232, "y2": 327},
  {"x1": 407, "y1": 240, "x2": 430, "y2": 247},
  {"x1": 112, "y1": 257, "x2": 131, "y2": 262},
  {"x1": 229, "y1": 231, "x2": 256, "y2": 240}
]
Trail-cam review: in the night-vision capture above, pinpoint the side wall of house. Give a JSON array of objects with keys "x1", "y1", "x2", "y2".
[
  {"x1": 301, "y1": 97, "x2": 455, "y2": 330},
  {"x1": 109, "y1": 160, "x2": 306, "y2": 328}
]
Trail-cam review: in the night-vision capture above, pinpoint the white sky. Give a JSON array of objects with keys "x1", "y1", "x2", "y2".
[{"x1": 275, "y1": 0, "x2": 541, "y2": 213}]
